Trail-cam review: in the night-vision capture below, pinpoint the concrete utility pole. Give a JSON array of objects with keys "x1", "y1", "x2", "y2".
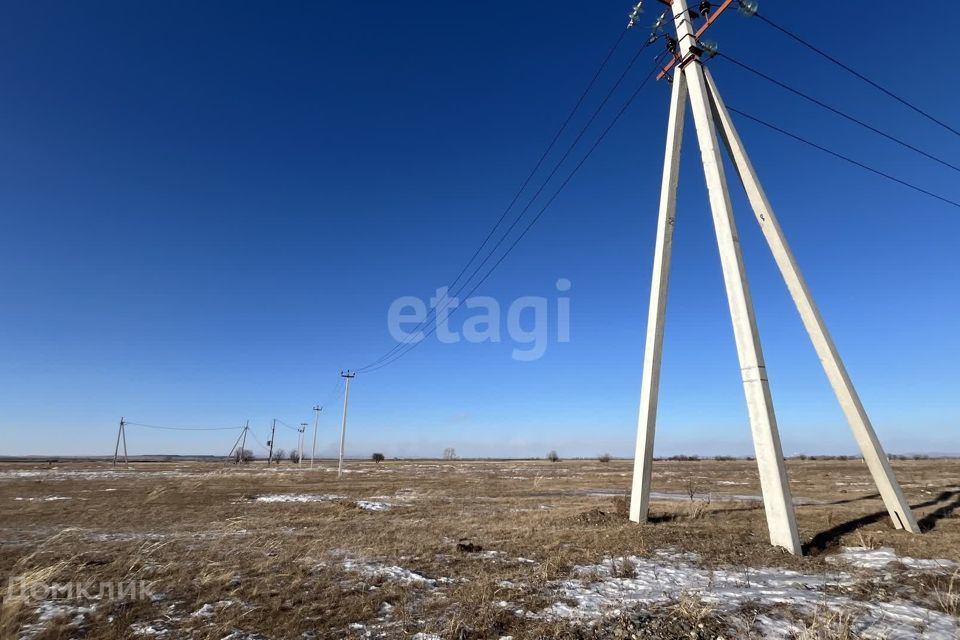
[
  {"x1": 628, "y1": 0, "x2": 920, "y2": 555},
  {"x1": 112, "y1": 417, "x2": 128, "y2": 467},
  {"x1": 240, "y1": 420, "x2": 248, "y2": 463},
  {"x1": 298, "y1": 423, "x2": 307, "y2": 464},
  {"x1": 267, "y1": 419, "x2": 277, "y2": 466},
  {"x1": 226, "y1": 423, "x2": 248, "y2": 464},
  {"x1": 311, "y1": 405, "x2": 322, "y2": 469},
  {"x1": 338, "y1": 370, "x2": 356, "y2": 479}
]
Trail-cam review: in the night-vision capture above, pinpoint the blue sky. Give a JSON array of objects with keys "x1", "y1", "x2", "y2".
[{"x1": 1, "y1": 1, "x2": 957, "y2": 458}]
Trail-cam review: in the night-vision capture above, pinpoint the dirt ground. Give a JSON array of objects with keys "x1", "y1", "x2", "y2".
[{"x1": 1, "y1": 458, "x2": 958, "y2": 639}]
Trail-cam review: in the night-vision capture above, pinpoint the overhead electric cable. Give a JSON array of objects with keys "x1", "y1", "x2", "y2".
[
  {"x1": 275, "y1": 419, "x2": 301, "y2": 432},
  {"x1": 356, "y1": 42, "x2": 663, "y2": 374},
  {"x1": 726, "y1": 106, "x2": 960, "y2": 210},
  {"x1": 446, "y1": 28, "x2": 630, "y2": 294},
  {"x1": 752, "y1": 11, "x2": 960, "y2": 138},
  {"x1": 360, "y1": 59, "x2": 667, "y2": 374},
  {"x1": 245, "y1": 429, "x2": 271, "y2": 455},
  {"x1": 718, "y1": 53, "x2": 960, "y2": 175},
  {"x1": 319, "y1": 377, "x2": 344, "y2": 408},
  {"x1": 353, "y1": 28, "x2": 634, "y2": 373},
  {"x1": 124, "y1": 421, "x2": 243, "y2": 432}
]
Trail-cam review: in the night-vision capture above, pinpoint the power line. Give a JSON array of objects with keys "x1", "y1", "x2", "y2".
[
  {"x1": 718, "y1": 53, "x2": 960, "y2": 175},
  {"x1": 360, "y1": 58, "x2": 668, "y2": 374},
  {"x1": 446, "y1": 28, "x2": 630, "y2": 295},
  {"x1": 319, "y1": 377, "x2": 344, "y2": 409},
  {"x1": 124, "y1": 421, "x2": 243, "y2": 432},
  {"x1": 354, "y1": 33, "x2": 651, "y2": 373},
  {"x1": 726, "y1": 106, "x2": 960, "y2": 210},
  {"x1": 357, "y1": 43, "x2": 663, "y2": 374},
  {"x1": 245, "y1": 429, "x2": 271, "y2": 455},
  {"x1": 753, "y1": 11, "x2": 960, "y2": 139},
  {"x1": 274, "y1": 419, "x2": 301, "y2": 432}
]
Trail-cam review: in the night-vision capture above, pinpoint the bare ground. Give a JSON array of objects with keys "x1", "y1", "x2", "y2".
[{"x1": 0, "y1": 458, "x2": 957, "y2": 639}]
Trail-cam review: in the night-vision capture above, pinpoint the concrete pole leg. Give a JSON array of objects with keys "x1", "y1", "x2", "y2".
[
  {"x1": 703, "y1": 68, "x2": 920, "y2": 533},
  {"x1": 630, "y1": 71, "x2": 689, "y2": 523}
]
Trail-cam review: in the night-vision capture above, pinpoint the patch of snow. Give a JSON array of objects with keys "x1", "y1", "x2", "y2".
[
  {"x1": 18, "y1": 602, "x2": 97, "y2": 639},
  {"x1": 191, "y1": 600, "x2": 234, "y2": 618},
  {"x1": 367, "y1": 489, "x2": 416, "y2": 504},
  {"x1": 342, "y1": 559, "x2": 448, "y2": 587},
  {"x1": 13, "y1": 496, "x2": 72, "y2": 502},
  {"x1": 254, "y1": 494, "x2": 345, "y2": 503},
  {"x1": 753, "y1": 614, "x2": 803, "y2": 640},
  {"x1": 411, "y1": 634, "x2": 442, "y2": 640},
  {"x1": 547, "y1": 551, "x2": 958, "y2": 639},
  {"x1": 826, "y1": 546, "x2": 958, "y2": 572},
  {"x1": 131, "y1": 621, "x2": 175, "y2": 637},
  {"x1": 355, "y1": 500, "x2": 392, "y2": 511},
  {"x1": 0, "y1": 469, "x2": 193, "y2": 482}
]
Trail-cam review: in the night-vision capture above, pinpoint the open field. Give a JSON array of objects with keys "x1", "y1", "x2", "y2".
[{"x1": 1, "y1": 458, "x2": 958, "y2": 639}]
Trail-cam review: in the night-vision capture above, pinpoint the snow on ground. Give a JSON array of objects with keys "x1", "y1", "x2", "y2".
[
  {"x1": 342, "y1": 558, "x2": 450, "y2": 587},
  {"x1": 0, "y1": 469, "x2": 192, "y2": 482},
  {"x1": 254, "y1": 494, "x2": 345, "y2": 503},
  {"x1": 826, "y1": 546, "x2": 959, "y2": 572},
  {"x1": 13, "y1": 496, "x2": 71, "y2": 501},
  {"x1": 254, "y1": 494, "x2": 407, "y2": 511},
  {"x1": 131, "y1": 620, "x2": 179, "y2": 637},
  {"x1": 191, "y1": 600, "x2": 235, "y2": 617},
  {"x1": 355, "y1": 500, "x2": 392, "y2": 511},
  {"x1": 365, "y1": 489, "x2": 417, "y2": 504},
  {"x1": 547, "y1": 549, "x2": 958, "y2": 639},
  {"x1": 18, "y1": 602, "x2": 97, "y2": 639}
]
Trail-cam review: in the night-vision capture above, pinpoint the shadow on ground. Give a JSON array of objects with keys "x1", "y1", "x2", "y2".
[{"x1": 804, "y1": 489, "x2": 960, "y2": 555}]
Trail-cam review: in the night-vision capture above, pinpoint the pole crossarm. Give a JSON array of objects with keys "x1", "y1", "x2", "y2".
[{"x1": 654, "y1": 0, "x2": 734, "y2": 80}]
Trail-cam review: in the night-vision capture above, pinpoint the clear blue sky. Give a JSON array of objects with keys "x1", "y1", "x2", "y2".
[{"x1": 2, "y1": 1, "x2": 957, "y2": 458}]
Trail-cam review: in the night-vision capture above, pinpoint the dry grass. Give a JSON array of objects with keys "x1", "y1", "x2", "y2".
[{"x1": 0, "y1": 457, "x2": 958, "y2": 638}]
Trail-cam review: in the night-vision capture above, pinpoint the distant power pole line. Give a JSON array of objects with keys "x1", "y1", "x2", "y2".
[
  {"x1": 267, "y1": 419, "x2": 277, "y2": 466},
  {"x1": 112, "y1": 417, "x2": 128, "y2": 467},
  {"x1": 311, "y1": 405, "x2": 322, "y2": 469},
  {"x1": 338, "y1": 370, "x2": 356, "y2": 479},
  {"x1": 298, "y1": 423, "x2": 307, "y2": 464}
]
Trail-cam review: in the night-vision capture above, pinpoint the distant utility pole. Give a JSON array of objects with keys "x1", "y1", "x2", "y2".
[
  {"x1": 240, "y1": 420, "x2": 248, "y2": 463},
  {"x1": 226, "y1": 421, "x2": 250, "y2": 465},
  {"x1": 112, "y1": 417, "x2": 128, "y2": 467},
  {"x1": 298, "y1": 423, "x2": 307, "y2": 464},
  {"x1": 311, "y1": 405, "x2": 322, "y2": 469},
  {"x1": 338, "y1": 370, "x2": 356, "y2": 479},
  {"x1": 267, "y1": 419, "x2": 277, "y2": 466}
]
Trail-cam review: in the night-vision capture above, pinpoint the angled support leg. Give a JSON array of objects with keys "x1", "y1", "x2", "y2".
[
  {"x1": 121, "y1": 421, "x2": 129, "y2": 466},
  {"x1": 630, "y1": 72, "x2": 688, "y2": 523},
  {"x1": 703, "y1": 69, "x2": 920, "y2": 533},
  {"x1": 685, "y1": 60, "x2": 802, "y2": 555},
  {"x1": 113, "y1": 418, "x2": 123, "y2": 468}
]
